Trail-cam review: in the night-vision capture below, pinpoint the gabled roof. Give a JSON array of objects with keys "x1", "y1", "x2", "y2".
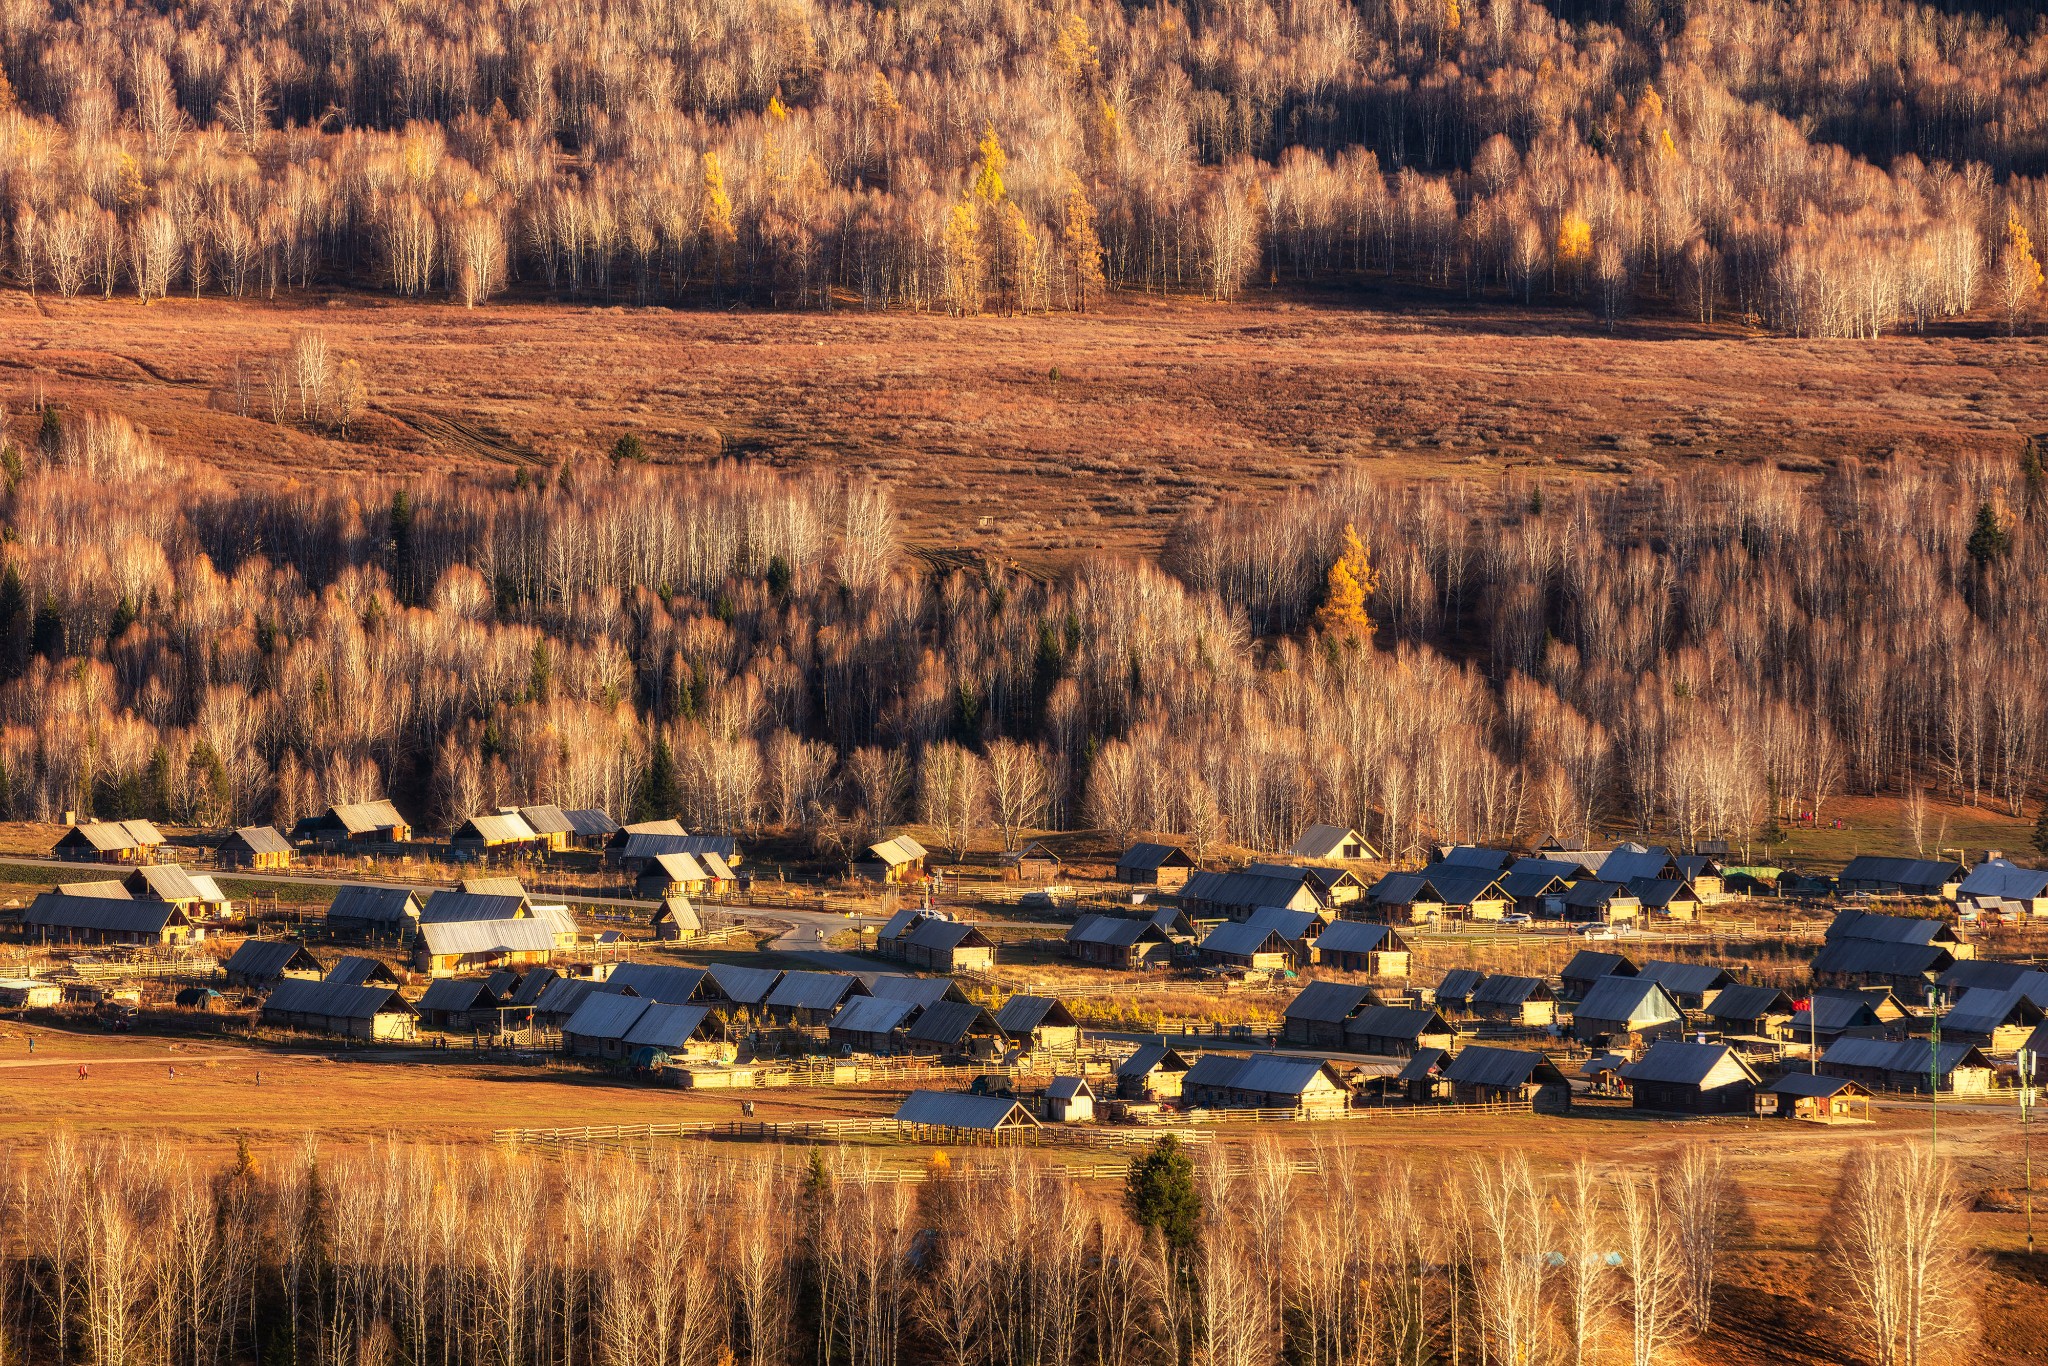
[
  {"x1": 1573, "y1": 976, "x2": 1684, "y2": 1029},
  {"x1": 1629, "y1": 878, "x2": 1700, "y2": 909},
  {"x1": 515, "y1": 804, "x2": 574, "y2": 835},
  {"x1": 454, "y1": 813, "x2": 539, "y2": 844},
  {"x1": 1811, "y1": 938, "x2": 1953, "y2": 979},
  {"x1": 226, "y1": 826, "x2": 293, "y2": 855},
  {"x1": 828, "y1": 996, "x2": 921, "y2": 1036},
  {"x1": 1443, "y1": 1046, "x2": 1563, "y2": 1088},
  {"x1": 1821, "y1": 1037, "x2": 1990, "y2": 1076},
  {"x1": 24, "y1": 892, "x2": 183, "y2": 935},
  {"x1": 309, "y1": 800, "x2": 407, "y2": 835},
  {"x1": 1564, "y1": 880, "x2": 1636, "y2": 909},
  {"x1": 1705, "y1": 984, "x2": 1796, "y2": 1022},
  {"x1": 57, "y1": 879, "x2": 131, "y2": 898},
  {"x1": 867, "y1": 835, "x2": 928, "y2": 866},
  {"x1": 1313, "y1": 920, "x2": 1403, "y2": 955},
  {"x1": 1635, "y1": 960, "x2": 1735, "y2": 996},
  {"x1": 1941, "y1": 985, "x2": 2046, "y2": 1036},
  {"x1": 1198, "y1": 922, "x2": 1293, "y2": 958},
  {"x1": 623, "y1": 1003, "x2": 716, "y2": 1050},
  {"x1": 1395, "y1": 1047, "x2": 1449, "y2": 1082},
  {"x1": 766, "y1": 971, "x2": 865, "y2": 1012},
  {"x1": 1344, "y1": 1005, "x2": 1452, "y2": 1044},
  {"x1": 415, "y1": 918, "x2": 556, "y2": 957},
  {"x1": 1827, "y1": 909, "x2": 1961, "y2": 946},
  {"x1": 1183, "y1": 1052, "x2": 1342, "y2": 1097},
  {"x1": 610, "y1": 819, "x2": 687, "y2": 844},
  {"x1": 1285, "y1": 981, "x2": 1377, "y2": 1024},
  {"x1": 1183, "y1": 867, "x2": 1325, "y2": 911},
  {"x1": 1435, "y1": 968, "x2": 1485, "y2": 1003},
  {"x1": 705, "y1": 963, "x2": 783, "y2": 1005},
  {"x1": 646, "y1": 850, "x2": 711, "y2": 881},
  {"x1": 1415, "y1": 867, "x2": 1513, "y2": 906},
  {"x1": 223, "y1": 940, "x2": 320, "y2": 979},
  {"x1": 1959, "y1": 858, "x2": 2048, "y2": 901},
  {"x1": 460, "y1": 876, "x2": 527, "y2": 897},
  {"x1": 562, "y1": 992, "x2": 652, "y2": 1041},
  {"x1": 1592, "y1": 844, "x2": 1674, "y2": 884},
  {"x1": 606, "y1": 962, "x2": 708, "y2": 1005},
  {"x1": 905, "y1": 1001, "x2": 999, "y2": 1044},
  {"x1": 420, "y1": 891, "x2": 529, "y2": 924},
  {"x1": 530, "y1": 975, "x2": 607, "y2": 1019},
  {"x1": 1436, "y1": 846, "x2": 1516, "y2": 871},
  {"x1": 1509, "y1": 855, "x2": 1603, "y2": 881},
  {"x1": 877, "y1": 908, "x2": 924, "y2": 941},
  {"x1": 1672, "y1": 855, "x2": 1722, "y2": 880},
  {"x1": 263, "y1": 978, "x2": 413, "y2": 1020},
  {"x1": 509, "y1": 967, "x2": 559, "y2": 1005},
  {"x1": 1768, "y1": 1073, "x2": 1866, "y2": 1099},
  {"x1": 1245, "y1": 905, "x2": 1324, "y2": 941},
  {"x1": 1118, "y1": 842, "x2": 1195, "y2": 872},
  {"x1": 1065, "y1": 914, "x2": 1170, "y2": 948},
  {"x1": 325, "y1": 955, "x2": 398, "y2": 987},
  {"x1": 326, "y1": 885, "x2": 422, "y2": 925},
  {"x1": 417, "y1": 978, "x2": 501, "y2": 1013},
  {"x1": 1471, "y1": 974, "x2": 1550, "y2": 1006},
  {"x1": 862, "y1": 973, "x2": 966, "y2": 1009},
  {"x1": 562, "y1": 808, "x2": 621, "y2": 837},
  {"x1": 1290, "y1": 824, "x2": 1372, "y2": 860},
  {"x1": 1937, "y1": 959, "x2": 2048, "y2": 1004},
  {"x1": 992, "y1": 994, "x2": 1077, "y2": 1035},
  {"x1": 1561, "y1": 950, "x2": 1638, "y2": 981},
  {"x1": 1046, "y1": 1075, "x2": 1092, "y2": 1100},
  {"x1": 127, "y1": 865, "x2": 207, "y2": 902},
  {"x1": 901, "y1": 919, "x2": 992, "y2": 952},
  {"x1": 56, "y1": 819, "x2": 165, "y2": 852},
  {"x1": 1792, "y1": 992, "x2": 1884, "y2": 1034},
  {"x1": 894, "y1": 1091, "x2": 1038, "y2": 1130},
  {"x1": 1837, "y1": 857, "x2": 1966, "y2": 891},
  {"x1": 1116, "y1": 1044, "x2": 1189, "y2": 1078},
  {"x1": 1621, "y1": 1041, "x2": 1758, "y2": 1087}
]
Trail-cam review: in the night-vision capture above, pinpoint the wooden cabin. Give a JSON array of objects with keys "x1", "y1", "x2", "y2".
[
  {"x1": 220, "y1": 826, "x2": 293, "y2": 870},
  {"x1": 1621, "y1": 1041, "x2": 1760, "y2": 1115},
  {"x1": 1116, "y1": 843, "x2": 1197, "y2": 890}
]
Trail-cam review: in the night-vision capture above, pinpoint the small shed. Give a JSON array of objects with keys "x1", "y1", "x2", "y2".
[
  {"x1": 893, "y1": 1090, "x2": 1042, "y2": 1144},
  {"x1": 1043, "y1": 1076, "x2": 1095, "y2": 1123},
  {"x1": 651, "y1": 896, "x2": 701, "y2": 941},
  {"x1": 1116, "y1": 843, "x2": 1196, "y2": 890},
  {"x1": 1620, "y1": 1041, "x2": 1760, "y2": 1115},
  {"x1": 1003, "y1": 841, "x2": 1063, "y2": 883},
  {"x1": 1197, "y1": 922, "x2": 1295, "y2": 972},
  {"x1": 1064, "y1": 915, "x2": 1175, "y2": 969},
  {"x1": 1344, "y1": 1005, "x2": 1456, "y2": 1059},
  {"x1": 1760, "y1": 1073, "x2": 1873, "y2": 1123},
  {"x1": 1310, "y1": 920, "x2": 1411, "y2": 977},
  {"x1": 1115, "y1": 1044, "x2": 1190, "y2": 1101},
  {"x1": 1283, "y1": 981, "x2": 1377, "y2": 1048},
  {"x1": 861, "y1": 836, "x2": 929, "y2": 884},
  {"x1": 993, "y1": 995, "x2": 1081, "y2": 1051},
  {"x1": 1469, "y1": 974, "x2": 1556, "y2": 1027},
  {"x1": 1290, "y1": 825, "x2": 1379, "y2": 862},
  {"x1": 173, "y1": 986, "x2": 224, "y2": 1012},
  {"x1": 1395, "y1": 1047, "x2": 1451, "y2": 1102},
  {"x1": 1443, "y1": 1046, "x2": 1571, "y2": 1112},
  {"x1": 220, "y1": 826, "x2": 293, "y2": 870}
]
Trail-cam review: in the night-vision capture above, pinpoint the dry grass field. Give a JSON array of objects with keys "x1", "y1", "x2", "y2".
[{"x1": 7, "y1": 289, "x2": 2046, "y2": 561}]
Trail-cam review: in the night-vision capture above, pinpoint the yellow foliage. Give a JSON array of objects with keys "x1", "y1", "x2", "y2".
[
  {"x1": 2009, "y1": 214, "x2": 2045, "y2": 294},
  {"x1": 1638, "y1": 84, "x2": 1665, "y2": 126},
  {"x1": 1445, "y1": 0, "x2": 1461, "y2": 32},
  {"x1": 868, "y1": 72, "x2": 902, "y2": 118},
  {"x1": 701, "y1": 152, "x2": 735, "y2": 243},
  {"x1": 1314, "y1": 523, "x2": 1377, "y2": 643},
  {"x1": 115, "y1": 151, "x2": 146, "y2": 209},
  {"x1": 927, "y1": 1149, "x2": 952, "y2": 1174},
  {"x1": 1557, "y1": 211, "x2": 1592, "y2": 266},
  {"x1": 971, "y1": 123, "x2": 1008, "y2": 203},
  {"x1": 1053, "y1": 14, "x2": 1098, "y2": 81},
  {"x1": 767, "y1": 95, "x2": 790, "y2": 123},
  {"x1": 400, "y1": 135, "x2": 433, "y2": 186},
  {"x1": 1659, "y1": 127, "x2": 1677, "y2": 158}
]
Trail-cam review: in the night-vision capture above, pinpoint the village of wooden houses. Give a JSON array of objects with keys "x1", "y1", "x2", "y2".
[{"x1": 4, "y1": 800, "x2": 2045, "y2": 1150}]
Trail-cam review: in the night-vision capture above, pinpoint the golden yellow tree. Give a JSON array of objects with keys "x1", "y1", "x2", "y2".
[
  {"x1": 1058, "y1": 172, "x2": 1105, "y2": 311},
  {"x1": 1314, "y1": 523, "x2": 1377, "y2": 643},
  {"x1": 1999, "y1": 213, "x2": 2044, "y2": 334},
  {"x1": 1556, "y1": 210, "x2": 1592, "y2": 295},
  {"x1": 701, "y1": 151, "x2": 736, "y2": 293}
]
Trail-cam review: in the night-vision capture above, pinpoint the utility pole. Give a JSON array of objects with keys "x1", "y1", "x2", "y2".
[{"x1": 2022, "y1": 1047, "x2": 2038, "y2": 1256}]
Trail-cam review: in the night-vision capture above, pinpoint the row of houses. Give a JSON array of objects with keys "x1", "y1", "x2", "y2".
[{"x1": 15, "y1": 865, "x2": 237, "y2": 946}]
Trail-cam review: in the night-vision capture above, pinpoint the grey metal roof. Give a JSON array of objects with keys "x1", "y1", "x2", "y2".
[
  {"x1": 455, "y1": 813, "x2": 539, "y2": 844},
  {"x1": 325, "y1": 955, "x2": 395, "y2": 987},
  {"x1": 867, "y1": 835, "x2": 929, "y2": 866},
  {"x1": 514, "y1": 804, "x2": 574, "y2": 835},
  {"x1": 1827, "y1": 908, "x2": 1958, "y2": 945},
  {"x1": 901, "y1": 919, "x2": 989, "y2": 952},
  {"x1": 1940, "y1": 985, "x2": 2044, "y2": 1036},
  {"x1": 862, "y1": 974, "x2": 961, "y2": 1009},
  {"x1": 633, "y1": 843, "x2": 708, "y2": 873},
  {"x1": 1792, "y1": 992, "x2": 1884, "y2": 1033},
  {"x1": 1199, "y1": 922, "x2": 1292, "y2": 957},
  {"x1": 1471, "y1": 974, "x2": 1550, "y2": 1006},
  {"x1": 1290, "y1": 825, "x2": 1368, "y2": 859},
  {"x1": 509, "y1": 967, "x2": 559, "y2": 1005},
  {"x1": 992, "y1": 994, "x2": 1075, "y2": 1034},
  {"x1": 1116, "y1": 1044, "x2": 1189, "y2": 1077},
  {"x1": 262, "y1": 978, "x2": 413, "y2": 1021},
  {"x1": 1245, "y1": 905, "x2": 1324, "y2": 940},
  {"x1": 1314, "y1": 920, "x2": 1400, "y2": 955},
  {"x1": 705, "y1": 963, "x2": 782, "y2": 1005},
  {"x1": 128, "y1": 865, "x2": 207, "y2": 902},
  {"x1": 1635, "y1": 960, "x2": 1734, "y2": 995},
  {"x1": 1629, "y1": 878, "x2": 1698, "y2": 909},
  {"x1": 1344, "y1": 1005, "x2": 1451, "y2": 1044},
  {"x1": 562, "y1": 992, "x2": 652, "y2": 1041},
  {"x1": 1938, "y1": 960, "x2": 2048, "y2": 1004},
  {"x1": 1572, "y1": 976, "x2": 1683, "y2": 1029},
  {"x1": 228, "y1": 826, "x2": 293, "y2": 855},
  {"x1": 417, "y1": 978, "x2": 499, "y2": 1012},
  {"x1": 1046, "y1": 1076, "x2": 1092, "y2": 1100},
  {"x1": 1118, "y1": 842, "x2": 1194, "y2": 872},
  {"x1": 460, "y1": 876, "x2": 527, "y2": 897},
  {"x1": 1436, "y1": 846, "x2": 1516, "y2": 871},
  {"x1": 1811, "y1": 938, "x2": 1952, "y2": 978},
  {"x1": 1443, "y1": 1045, "x2": 1562, "y2": 1088},
  {"x1": 1821, "y1": 1037, "x2": 1989, "y2": 1076},
  {"x1": 58, "y1": 819, "x2": 165, "y2": 851},
  {"x1": 1592, "y1": 844, "x2": 1674, "y2": 883},
  {"x1": 1435, "y1": 969, "x2": 1485, "y2": 1002},
  {"x1": 223, "y1": 940, "x2": 319, "y2": 979},
  {"x1": 24, "y1": 892, "x2": 182, "y2": 935},
  {"x1": 1768, "y1": 1073, "x2": 1864, "y2": 1098},
  {"x1": 310, "y1": 801, "x2": 407, "y2": 835},
  {"x1": 1182, "y1": 868, "x2": 1324, "y2": 911},
  {"x1": 1368, "y1": 871, "x2": 1431, "y2": 904},
  {"x1": 1959, "y1": 859, "x2": 2048, "y2": 901},
  {"x1": 1286, "y1": 981, "x2": 1377, "y2": 1024},
  {"x1": 327, "y1": 885, "x2": 421, "y2": 925},
  {"x1": 1499, "y1": 870, "x2": 1569, "y2": 900},
  {"x1": 905, "y1": 1001, "x2": 998, "y2": 1044},
  {"x1": 828, "y1": 996, "x2": 920, "y2": 1035},
  {"x1": 877, "y1": 909, "x2": 923, "y2": 940},
  {"x1": 1562, "y1": 950, "x2": 1638, "y2": 980},
  {"x1": 1620, "y1": 1041, "x2": 1755, "y2": 1087},
  {"x1": 1705, "y1": 984, "x2": 1796, "y2": 1022},
  {"x1": 531, "y1": 975, "x2": 608, "y2": 1019},
  {"x1": 1509, "y1": 856, "x2": 1600, "y2": 881},
  {"x1": 606, "y1": 962, "x2": 709, "y2": 1005},
  {"x1": 1836, "y1": 858, "x2": 1965, "y2": 893},
  {"x1": 623, "y1": 1003, "x2": 715, "y2": 1050},
  {"x1": 1415, "y1": 867, "x2": 1512, "y2": 906},
  {"x1": 416, "y1": 918, "x2": 556, "y2": 957},
  {"x1": 562, "y1": 808, "x2": 621, "y2": 837},
  {"x1": 1184, "y1": 1052, "x2": 1339, "y2": 1097},
  {"x1": 894, "y1": 1090, "x2": 1038, "y2": 1130},
  {"x1": 1064, "y1": 914, "x2": 1165, "y2": 948},
  {"x1": 420, "y1": 891, "x2": 529, "y2": 924},
  {"x1": 611, "y1": 819, "x2": 686, "y2": 843},
  {"x1": 1395, "y1": 1047, "x2": 1448, "y2": 1081},
  {"x1": 765, "y1": 971, "x2": 863, "y2": 1011},
  {"x1": 1564, "y1": 880, "x2": 1635, "y2": 909}
]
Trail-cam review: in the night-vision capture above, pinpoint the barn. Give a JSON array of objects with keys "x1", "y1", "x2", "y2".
[
  {"x1": 860, "y1": 836, "x2": 929, "y2": 884},
  {"x1": 827, "y1": 996, "x2": 921, "y2": 1053},
  {"x1": 451, "y1": 811, "x2": 544, "y2": 854},
  {"x1": 1115, "y1": 1044, "x2": 1190, "y2": 1101},
  {"x1": 416, "y1": 978, "x2": 507, "y2": 1032},
  {"x1": 1569, "y1": 976, "x2": 1685, "y2": 1047},
  {"x1": 294, "y1": 801, "x2": 411, "y2": 845},
  {"x1": 1469, "y1": 975, "x2": 1556, "y2": 1027},
  {"x1": 896, "y1": 918, "x2": 997, "y2": 973},
  {"x1": 1634, "y1": 960, "x2": 1735, "y2": 1012},
  {"x1": 260, "y1": 979, "x2": 417, "y2": 1040},
  {"x1": 1559, "y1": 950, "x2": 1638, "y2": 1002},
  {"x1": 222, "y1": 939, "x2": 323, "y2": 989},
  {"x1": 1197, "y1": 922, "x2": 1296, "y2": 972},
  {"x1": 1443, "y1": 1046, "x2": 1571, "y2": 1112},
  {"x1": 1621, "y1": 1041, "x2": 1760, "y2": 1114},
  {"x1": 1703, "y1": 984, "x2": 1798, "y2": 1040},
  {"x1": 1064, "y1": 915, "x2": 1175, "y2": 969},
  {"x1": 764, "y1": 971, "x2": 868, "y2": 1025},
  {"x1": 993, "y1": 995, "x2": 1081, "y2": 1052},
  {"x1": 1343, "y1": 1005, "x2": 1456, "y2": 1059},
  {"x1": 893, "y1": 1091, "x2": 1041, "y2": 1144},
  {"x1": 325, "y1": 886, "x2": 424, "y2": 941},
  {"x1": 413, "y1": 918, "x2": 555, "y2": 976},
  {"x1": 1182, "y1": 1053, "x2": 1350, "y2": 1116},
  {"x1": 1818, "y1": 1037, "x2": 1995, "y2": 1094},
  {"x1": 1311, "y1": 920, "x2": 1411, "y2": 976},
  {"x1": 22, "y1": 892, "x2": 196, "y2": 946}
]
